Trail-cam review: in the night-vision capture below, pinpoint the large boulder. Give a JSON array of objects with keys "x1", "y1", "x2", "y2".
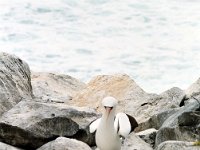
[
  {"x1": 136, "y1": 87, "x2": 185, "y2": 124},
  {"x1": 37, "y1": 137, "x2": 92, "y2": 150},
  {"x1": 31, "y1": 72, "x2": 86, "y2": 103},
  {"x1": 71, "y1": 74, "x2": 185, "y2": 124},
  {"x1": 0, "y1": 142, "x2": 23, "y2": 150},
  {"x1": 0, "y1": 101, "x2": 98, "y2": 149},
  {"x1": 135, "y1": 87, "x2": 186, "y2": 131},
  {"x1": 0, "y1": 52, "x2": 32, "y2": 116},
  {"x1": 155, "y1": 99, "x2": 200, "y2": 146},
  {"x1": 71, "y1": 74, "x2": 150, "y2": 112},
  {"x1": 156, "y1": 141, "x2": 200, "y2": 150}
]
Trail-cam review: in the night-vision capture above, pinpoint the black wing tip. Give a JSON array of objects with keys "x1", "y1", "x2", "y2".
[{"x1": 126, "y1": 113, "x2": 138, "y2": 132}]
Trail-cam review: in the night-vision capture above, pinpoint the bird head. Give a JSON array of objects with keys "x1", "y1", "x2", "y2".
[{"x1": 102, "y1": 96, "x2": 118, "y2": 118}]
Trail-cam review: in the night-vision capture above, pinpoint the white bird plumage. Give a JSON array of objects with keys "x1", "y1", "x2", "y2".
[
  {"x1": 89, "y1": 96, "x2": 138, "y2": 150},
  {"x1": 114, "y1": 112, "x2": 131, "y2": 138},
  {"x1": 89, "y1": 118, "x2": 101, "y2": 133}
]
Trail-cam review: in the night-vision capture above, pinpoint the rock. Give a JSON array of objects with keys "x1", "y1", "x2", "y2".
[
  {"x1": 160, "y1": 87, "x2": 186, "y2": 108},
  {"x1": 132, "y1": 87, "x2": 185, "y2": 123},
  {"x1": 178, "y1": 111, "x2": 200, "y2": 140},
  {"x1": 132, "y1": 87, "x2": 185, "y2": 124},
  {"x1": 71, "y1": 74, "x2": 150, "y2": 111},
  {"x1": 136, "y1": 87, "x2": 186, "y2": 131},
  {"x1": 71, "y1": 74, "x2": 156, "y2": 123},
  {"x1": 156, "y1": 141, "x2": 200, "y2": 150},
  {"x1": 31, "y1": 72, "x2": 86, "y2": 103},
  {"x1": 178, "y1": 111, "x2": 200, "y2": 127},
  {"x1": 161, "y1": 100, "x2": 199, "y2": 128},
  {"x1": 0, "y1": 52, "x2": 32, "y2": 116},
  {"x1": 0, "y1": 142, "x2": 23, "y2": 150},
  {"x1": 155, "y1": 100, "x2": 200, "y2": 146},
  {"x1": 121, "y1": 132, "x2": 153, "y2": 150},
  {"x1": 185, "y1": 77, "x2": 200, "y2": 98},
  {"x1": 136, "y1": 128, "x2": 158, "y2": 148},
  {"x1": 72, "y1": 74, "x2": 186, "y2": 128},
  {"x1": 37, "y1": 137, "x2": 92, "y2": 150},
  {"x1": 137, "y1": 107, "x2": 180, "y2": 131},
  {"x1": 0, "y1": 101, "x2": 98, "y2": 149}
]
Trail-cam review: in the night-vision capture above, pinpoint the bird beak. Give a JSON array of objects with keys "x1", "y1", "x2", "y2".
[
  {"x1": 105, "y1": 107, "x2": 113, "y2": 120},
  {"x1": 106, "y1": 107, "x2": 112, "y2": 113}
]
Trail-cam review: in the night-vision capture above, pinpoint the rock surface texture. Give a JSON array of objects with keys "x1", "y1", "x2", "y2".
[
  {"x1": 121, "y1": 132, "x2": 153, "y2": 150},
  {"x1": 0, "y1": 52, "x2": 200, "y2": 150},
  {"x1": 185, "y1": 77, "x2": 200, "y2": 98},
  {"x1": 155, "y1": 99, "x2": 200, "y2": 146},
  {"x1": 156, "y1": 141, "x2": 200, "y2": 150},
  {"x1": 0, "y1": 53, "x2": 32, "y2": 116},
  {"x1": 136, "y1": 128, "x2": 158, "y2": 148},
  {"x1": 31, "y1": 72, "x2": 86, "y2": 103},
  {"x1": 37, "y1": 137, "x2": 92, "y2": 150},
  {"x1": 71, "y1": 74, "x2": 187, "y2": 125},
  {"x1": 0, "y1": 142, "x2": 23, "y2": 150},
  {"x1": 0, "y1": 101, "x2": 98, "y2": 149}
]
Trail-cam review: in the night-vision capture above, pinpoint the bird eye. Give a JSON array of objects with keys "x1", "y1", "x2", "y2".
[{"x1": 104, "y1": 106, "x2": 113, "y2": 110}]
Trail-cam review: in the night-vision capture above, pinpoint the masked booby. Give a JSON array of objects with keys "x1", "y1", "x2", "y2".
[{"x1": 89, "y1": 96, "x2": 138, "y2": 150}]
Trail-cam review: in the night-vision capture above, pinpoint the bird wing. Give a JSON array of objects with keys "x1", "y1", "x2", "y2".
[
  {"x1": 114, "y1": 113, "x2": 138, "y2": 138},
  {"x1": 89, "y1": 118, "x2": 101, "y2": 133},
  {"x1": 125, "y1": 113, "x2": 138, "y2": 132}
]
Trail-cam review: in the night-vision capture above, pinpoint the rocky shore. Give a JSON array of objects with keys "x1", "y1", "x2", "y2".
[{"x1": 0, "y1": 52, "x2": 199, "y2": 150}]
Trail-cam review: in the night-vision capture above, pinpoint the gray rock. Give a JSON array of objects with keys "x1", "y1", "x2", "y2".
[
  {"x1": 185, "y1": 77, "x2": 200, "y2": 98},
  {"x1": 0, "y1": 52, "x2": 32, "y2": 116},
  {"x1": 162, "y1": 100, "x2": 199, "y2": 128},
  {"x1": 121, "y1": 132, "x2": 153, "y2": 150},
  {"x1": 37, "y1": 137, "x2": 92, "y2": 150},
  {"x1": 155, "y1": 100, "x2": 200, "y2": 146},
  {"x1": 178, "y1": 111, "x2": 200, "y2": 127},
  {"x1": 136, "y1": 87, "x2": 185, "y2": 132},
  {"x1": 127, "y1": 87, "x2": 186, "y2": 127},
  {"x1": 150, "y1": 108, "x2": 180, "y2": 129},
  {"x1": 0, "y1": 142, "x2": 23, "y2": 150},
  {"x1": 178, "y1": 111, "x2": 200, "y2": 141},
  {"x1": 0, "y1": 101, "x2": 98, "y2": 149},
  {"x1": 137, "y1": 107, "x2": 180, "y2": 131},
  {"x1": 156, "y1": 141, "x2": 200, "y2": 150},
  {"x1": 160, "y1": 87, "x2": 186, "y2": 108},
  {"x1": 31, "y1": 72, "x2": 86, "y2": 103},
  {"x1": 136, "y1": 128, "x2": 158, "y2": 148}
]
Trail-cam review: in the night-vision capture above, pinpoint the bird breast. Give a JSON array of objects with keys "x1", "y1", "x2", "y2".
[{"x1": 96, "y1": 122, "x2": 121, "y2": 150}]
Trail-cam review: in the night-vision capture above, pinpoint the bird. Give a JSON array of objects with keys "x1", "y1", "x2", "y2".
[{"x1": 89, "y1": 96, "x2": 138, "y2": 150}]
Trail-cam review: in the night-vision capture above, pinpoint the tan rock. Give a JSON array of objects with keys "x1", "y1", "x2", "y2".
[
  {"x1": 72, "y1": 75, "x2": 185, "y2": 124},
  {"x1": 71, "y1": 74, "x2": 184, "y2": 124},
  {"x1": 71, "y1": 74, "x2": 154, "y2": 121}
]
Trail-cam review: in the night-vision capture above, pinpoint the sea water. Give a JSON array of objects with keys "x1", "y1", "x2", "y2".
[{"x1": 0, "y1": 0, "x2": 200, "y2": 93}]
